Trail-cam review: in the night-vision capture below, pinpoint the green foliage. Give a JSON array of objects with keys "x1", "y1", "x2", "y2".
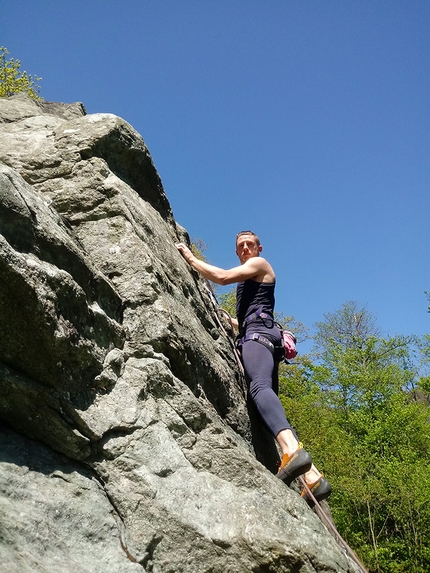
[
  {"x1": 190, "y1": 237, "x2": 221, "y2": 297},
  {"x1": 274, "y1": 312, "x2": 310, "y2": 345},
  {"x1": 218, "y1": 287, "x2": 237, "y2": 318},
  {"x1": 313, "y1": 300, "x2": 379, "y2": 353},
  {"x1": 278, "y1": 303, "x2": 430, "y2": 572},
  {"x1": 0, "y1": 47, "x2": 42, "y2": 100},
  {"x1": 328, "y1": 395, "x2": 430, "y2": 573},
  {"x1": 416, "y1": 334, "x2": 430, "y2": 371},
  {"x1": 190, "y1": 237, "x2": 208, "y2": 261}
]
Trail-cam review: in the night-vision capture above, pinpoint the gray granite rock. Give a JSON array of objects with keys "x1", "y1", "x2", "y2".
[
  {"x1": 0, "y1": 427, "x2": 142, "y2": 573},
  {"x1": 0, "y1": 94, "x2": 361, "y2": 572}
]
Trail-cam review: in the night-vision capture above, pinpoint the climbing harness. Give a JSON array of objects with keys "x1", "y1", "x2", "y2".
[
  {"x1": 240, "y1": 309, "x2": 297, "y2": 363},
  {"x1": 242, "y1": 310, "x2": 273, "y2": 327},
  {"x1": 240, "y1": 332, "x2": 276, "y2": 353}
]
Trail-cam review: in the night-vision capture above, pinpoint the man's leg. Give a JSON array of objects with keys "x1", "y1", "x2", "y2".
[
  {"x1": 242, "y1": 339, "x2": 293, "y2": 438},
  {"x1": 242, "y1": 340, "x2": 316, "y2": 485}
]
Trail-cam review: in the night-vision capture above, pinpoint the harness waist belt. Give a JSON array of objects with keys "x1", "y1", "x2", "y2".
[
  {"x1": 242, "y1": 311, "x2": 272, "y2": 329},
  {"x1": 240, "y1": 332, "x2": 275, "y2": 353}
]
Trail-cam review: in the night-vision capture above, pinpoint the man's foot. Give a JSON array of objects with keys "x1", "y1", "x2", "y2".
[
  {"x1": 276, "y1": 445, "x2": 312, "y2": 486},
  {"x1": 301, "y1": 476, "x2": 332, "y2": 507}
]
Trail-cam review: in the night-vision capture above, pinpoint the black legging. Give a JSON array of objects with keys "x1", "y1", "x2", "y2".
[{"x1": 241, "y1": 323, "x2": 297, "y2": 439}]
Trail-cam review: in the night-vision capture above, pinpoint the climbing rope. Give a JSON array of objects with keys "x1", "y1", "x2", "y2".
[
  {"x1": 298, "y1": 477, "x2": 369, "y2": 573},
  {"x1": 202, "y1": 282, "x2": 245, "y2": 379}
]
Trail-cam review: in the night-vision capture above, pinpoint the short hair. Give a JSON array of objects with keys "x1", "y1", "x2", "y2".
[{"x1": 236, "y1": 230, "x2": 260, "y2": 247}]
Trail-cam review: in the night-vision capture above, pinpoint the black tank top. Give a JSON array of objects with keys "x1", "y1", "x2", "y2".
[{"x1": 236, "y1": 280, "x2": 275, "y2": 334}]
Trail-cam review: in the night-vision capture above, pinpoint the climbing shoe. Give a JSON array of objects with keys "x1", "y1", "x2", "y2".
[
  {"x1": 276, "y1": 445, "x2": 312, "y2": 486},
  {"x1": 301, "y1": 476, "x2": 332, "y2": 507}
]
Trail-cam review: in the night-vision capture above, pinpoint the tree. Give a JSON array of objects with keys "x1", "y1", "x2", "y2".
[
  {"x1": 0, "y1": 47, "x2": 41, "y2": 99},
  {"x1": 313, "y1": 300, "x2": 379, "y2": 353},
  {"x1": 303, "y1": 304, "x2": 430, "y2": 572},
  {"x1": 190, "y1": 237, "x2": 208, "y2": 261},
  {"x1": 414, "y1": 334, "x2": 430, "y2": 405},
  {"x1": 218, "y1": 286, "x2": 237, "y2": 318}
]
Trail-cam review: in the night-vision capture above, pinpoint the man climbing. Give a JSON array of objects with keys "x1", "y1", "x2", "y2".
[{"x1": 176, "y1": 231, "x2": 331, "y2": 505}]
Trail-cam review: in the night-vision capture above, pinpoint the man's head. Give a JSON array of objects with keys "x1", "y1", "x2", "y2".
[
  {"x1": 236, "y1": 230, "x2": 260, "y2": 247},
  {"x1": 236, "y1": 230, "x2": 262, "y2": 263}
]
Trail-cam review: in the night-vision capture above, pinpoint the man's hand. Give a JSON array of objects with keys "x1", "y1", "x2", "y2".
[{"x1": 176, "y1": 243, "x2": 195, "y2": 265}]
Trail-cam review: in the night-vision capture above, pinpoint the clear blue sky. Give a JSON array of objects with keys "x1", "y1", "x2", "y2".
[{"x1": 3, "y1": 1, "x2": 429, "y2": 348}]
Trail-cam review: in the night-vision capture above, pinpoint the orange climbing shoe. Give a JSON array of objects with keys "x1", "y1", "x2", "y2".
[
  {"x1": 301, "y1": 476, "x2": 332, "y2": 507},
  {"x1": 276, "y1": 445, "x2": 312, "y2": 486}
]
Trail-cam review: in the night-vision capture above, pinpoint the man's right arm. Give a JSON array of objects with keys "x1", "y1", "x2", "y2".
[{"x1": 176, "y1": 243, "x2": 269, "y2": 285}]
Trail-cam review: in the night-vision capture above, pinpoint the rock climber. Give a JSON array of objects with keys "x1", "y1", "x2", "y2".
[{"x1": 176, "y1": 230, "x2": 331, "y2": 505}]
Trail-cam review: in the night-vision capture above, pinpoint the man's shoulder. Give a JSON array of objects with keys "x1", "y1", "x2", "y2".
[
  {"x1": 254, "y1": 256, "x2": 273, "y2": 270},
  {"x1": 245, "y1": 256, "x2": 275, "y2": 280},
  {"x1": 247, "y1": 255, "x2": 269, "y2": 266}
]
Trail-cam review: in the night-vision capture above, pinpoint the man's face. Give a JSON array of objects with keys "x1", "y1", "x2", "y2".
[{"x1": 236, "y1": 235, "x2": 262, "y2": 264}]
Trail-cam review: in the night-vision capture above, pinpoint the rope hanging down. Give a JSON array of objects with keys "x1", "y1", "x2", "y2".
[
  {"x1": 203, "y1": 282, "x2": 245, "y2": 379},
  {"x1": 299, "y1": 477, "x2": 369, "y2": 573}
]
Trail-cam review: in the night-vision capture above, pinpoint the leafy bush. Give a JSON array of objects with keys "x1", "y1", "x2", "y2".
[{"x1": 0, "y1": 47, "x2": 41, "y2": 99}]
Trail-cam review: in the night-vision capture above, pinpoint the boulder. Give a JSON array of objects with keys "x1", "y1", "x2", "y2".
[{"x1": 0, "y1": 94, "x2": 360, "y2": 572}]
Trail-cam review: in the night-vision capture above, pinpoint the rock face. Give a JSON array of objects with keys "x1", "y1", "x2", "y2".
[{"x1": 0, "y1": 94, "x2": 358, "y2": 573}]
